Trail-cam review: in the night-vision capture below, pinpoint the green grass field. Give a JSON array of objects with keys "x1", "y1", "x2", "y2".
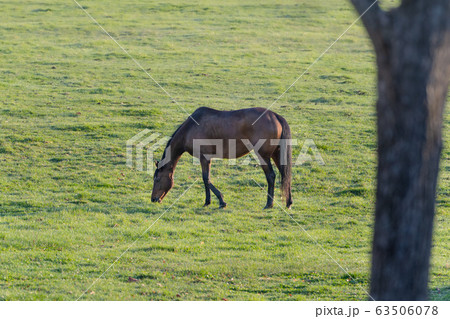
[{"x1": 0, "y1": 0, "x2": 448, "y2": 300}]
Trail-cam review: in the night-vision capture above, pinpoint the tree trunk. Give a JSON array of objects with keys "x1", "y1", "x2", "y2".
[{"x1": 350, "y1": 0, "x2": 450, "y2": 300}]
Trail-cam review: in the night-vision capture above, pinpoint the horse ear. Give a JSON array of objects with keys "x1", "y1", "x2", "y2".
[{"x1": 155, "y1": 160, "x2": 159, "y2": 168}]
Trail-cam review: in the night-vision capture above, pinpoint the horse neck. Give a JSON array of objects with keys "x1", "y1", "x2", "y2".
[{"x1": 162, "y1": 132, "x2": 184, "y2": 171}]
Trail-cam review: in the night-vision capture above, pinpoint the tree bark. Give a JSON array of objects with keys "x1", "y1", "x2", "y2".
[{"x1": 350, "y1": 0, "x2": 450, "y2": 300}]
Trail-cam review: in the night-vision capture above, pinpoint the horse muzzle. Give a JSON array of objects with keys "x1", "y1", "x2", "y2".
[{"x1": 151, "y1": 191, "x2": 167, "y2": 203}]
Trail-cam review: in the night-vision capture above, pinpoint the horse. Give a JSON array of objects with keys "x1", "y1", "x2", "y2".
[{"x1": 151, "y1": 107, "x2": 292, "y2": 209}]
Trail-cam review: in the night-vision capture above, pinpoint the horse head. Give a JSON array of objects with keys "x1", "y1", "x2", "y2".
[{"x1": 151, "y1": 161, "x2": 174, "y2": 203}]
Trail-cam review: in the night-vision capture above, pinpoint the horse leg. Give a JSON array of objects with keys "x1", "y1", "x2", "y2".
[
  {"x1": 260, "y1": 156, "x2": 275, "y2": 209},
  {"x1": 200, "y1": 156, "x2": 227, "y2": 208},
  {"x1": 209, "y1": 183, "x2": 227, "y2": 208},
  {"x1": 272, "y1": 149, "x2": 292, "y2": 208},
  {"x1": 200, "y1": 156, "x2": 212, "y2": 207}
]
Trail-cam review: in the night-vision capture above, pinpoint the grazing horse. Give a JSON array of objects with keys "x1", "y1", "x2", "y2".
[{"x1": 151, "y1": 107, "x2": 292, "y2": 209}]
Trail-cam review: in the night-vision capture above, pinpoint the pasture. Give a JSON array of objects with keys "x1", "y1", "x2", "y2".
[{"x1": 0, "y1": 0, "x2": 448, "y2": 300}]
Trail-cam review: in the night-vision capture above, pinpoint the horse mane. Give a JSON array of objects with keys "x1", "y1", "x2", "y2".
[
  {"x1": 160, "y1": 107, "x2": 207, "y2": 167},
  {"x1": 161, "y1": 124, "x2": 182, "y2": 162}
]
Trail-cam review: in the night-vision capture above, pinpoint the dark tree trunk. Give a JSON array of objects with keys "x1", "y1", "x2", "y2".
[{"x1": 350, "y1": 0, "x2": 450, "y2": 300}]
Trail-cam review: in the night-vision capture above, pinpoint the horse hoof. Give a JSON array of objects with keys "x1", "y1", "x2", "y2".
[
  {"x1": 264, "y1": 205, "x2": 273, "y2": 209},
  {"x1": 219, "y1": 203, "x2": 227, "y2": 209},
  {"x1": 203, "y1": 202, "x2": 211, "y2": 207}
]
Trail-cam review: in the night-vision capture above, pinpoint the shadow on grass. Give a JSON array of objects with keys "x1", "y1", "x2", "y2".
[
  {"x1": 124, "y1": 207, "x2": 160, "y2": 215},
  {"x1": 193, "y1": 208, "x2": 222, "y2": 215},
  {"x1": 0, "y1": 201, "x2": 45, "y2": 217},
  {"x1": 429, "y1": 286, "x2": 450, "y2": 301}
]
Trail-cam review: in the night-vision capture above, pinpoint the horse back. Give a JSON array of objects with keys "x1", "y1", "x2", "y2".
[{"x1": 188, "y1": 107, "x2": 282, "y2": 140}]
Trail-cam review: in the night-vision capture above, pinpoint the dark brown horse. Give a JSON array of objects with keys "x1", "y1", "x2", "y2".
[{"x1": 151, "y1": 107, "x2": 292, "y2": 209}]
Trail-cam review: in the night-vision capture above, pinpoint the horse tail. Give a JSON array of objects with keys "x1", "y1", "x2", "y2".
[{"x1": 275, "y1": 114, "x2": 292, "y2": 203}]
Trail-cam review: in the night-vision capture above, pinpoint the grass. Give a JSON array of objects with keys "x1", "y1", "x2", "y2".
[{"x1": 0, "y1": 0, "x2": 448, "y2": 300}]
